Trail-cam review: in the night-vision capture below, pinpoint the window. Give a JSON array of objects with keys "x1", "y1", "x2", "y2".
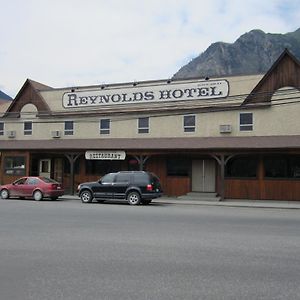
[
  {"x1": 41, "y1": 177, "x2": 58, "y2": 183},
  {"x1": 4, "y1": 156, "x2": 26, "y2": 176},
  {"x1": 240, "y1": 112, "x2": 253, "y2": 131},
  {"x1": 167, "y1": 157, "x2": 191, "y2": 176},
  {"x1": 64, "y1": 121, "x2": 74, "y2": 135},
  {"x1": 24, "y1": 121, "x2": 32, "y2": 135},
  {"x1": 290, "y1": 156, "x2": 300, "y2": 178},
  {"x1": 115, "y1": 173, "x2": 130, "y2": 183},
  {"x1": 184, "y1": 115, "x2": 195, "y2": 132},
  {"x1": 0, "y1": 122, "x2": 4, "y2": 135},
  {"x1": 133, "y1": 173, "x2": 149, "y2": 185},
  {"x1": 40, "y1": 160, "x2": 50, "y2": 173},
  {"x1": 14, "y1": 178, "x2": 27, "y2": 185},
  {"x1": 101, "y1": 173, "x2": 115, "y2": 184},
  {"x1": 225, "y1": 156, "x2": 258, "y2": 178},
  {"x1": 26, "y1": 178, "x2": 39, "y2": 185},
  {"x1": 100, "y1": 119, "x2": 110, "y2": 134},
  {"x1": 264, "y1": 155, "x2": 300, "y2": 179},
  {"x1": 138, "y1": 117, "x2": 149, "y2": 134}
]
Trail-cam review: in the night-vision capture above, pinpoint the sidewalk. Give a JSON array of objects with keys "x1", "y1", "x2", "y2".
[
  {"x1": 61, "y1": 195, "x2": 300, "y2": 209},
  {"x1": 158, "y1": 197, "x2": 300, "y2": 209}
]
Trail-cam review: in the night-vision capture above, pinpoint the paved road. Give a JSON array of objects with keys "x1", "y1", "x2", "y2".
[{"x1": 0, "y1": 198, "x2": 300, "y2": 300}]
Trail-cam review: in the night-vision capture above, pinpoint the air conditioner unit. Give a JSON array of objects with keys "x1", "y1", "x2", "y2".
[
  {"x1": 51, "y1": 130, "x2": 61, "y2": 138},
  {"x1": 7, "y1": 130, "x2": 16, "y2": 138},
  {"x1": 219, "y1": 124, "x2": 232, "y2": 133}
]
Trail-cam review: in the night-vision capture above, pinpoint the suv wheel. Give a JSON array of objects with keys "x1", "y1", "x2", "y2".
[
  {"x1": 81, "y1": 190, "x2": 93, "y2": 203},
  {"x1": 127, "y1": 191, "x2": 141, "y2": 205}
]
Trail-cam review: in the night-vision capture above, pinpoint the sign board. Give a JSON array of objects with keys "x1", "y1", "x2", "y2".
[
  {"x1": 63, "y1": 79, "x2": 229, "y2": 108},
  {"x1": 85, "y1": 151, "x2": 126, "y2": 160}
]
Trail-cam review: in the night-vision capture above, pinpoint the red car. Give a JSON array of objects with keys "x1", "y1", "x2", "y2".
[{"x1": 0, "y1": 176, "x2": 64, "y2": 201}]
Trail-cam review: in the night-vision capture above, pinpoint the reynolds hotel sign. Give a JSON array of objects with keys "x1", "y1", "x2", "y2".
[{"x1": 62, "y1": 79, "x2": 229, "y2": 108}]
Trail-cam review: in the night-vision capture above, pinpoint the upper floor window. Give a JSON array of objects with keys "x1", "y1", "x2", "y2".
[
  {"x1": 183, "y1": 115, "x2": 195, "y2": 132},
  {"x1": 138, "y1": 117, "x2": 149, "y2": 134},
  {"x1": 24, "y1": 121, "x2": 32, "y2": 135},
  {"x1": 0, "y1": 122, "x2": 4, "y2": 135},
  {"x1": 240, "y1": 112, "x2": 253, "y2": 131},
  {"x1": 64, "y1": 121, "x2": 74, "y2": 135},
  {"x1": 100, "y1": 119, "x2": 110, "y2": 135}
]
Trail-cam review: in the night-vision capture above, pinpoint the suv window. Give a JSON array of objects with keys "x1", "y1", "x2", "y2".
[
  {"x1": 101, "y1": 173, "x2": 115, "y2": 184},
  {"x1": 132, "y1": 173, "x2": 149, "y2": 185},
  {"x1": 115, "y1": 173, "x2": 131, "y2": 183},
  {"x1": 150, "y1": 174, "x2": 160, "y2": 184}
]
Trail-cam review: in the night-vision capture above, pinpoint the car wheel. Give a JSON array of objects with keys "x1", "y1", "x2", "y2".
[
  {"x1": 127, "y1": 191, "x2": 141, "y2": 205},
  {"x1": 33, "y1": 190, "x2": 43, "y2": 201},
  {"x1": 0, "y1": 189, "x2": 9, "y2": 199},
  {"x1": 81, "y1": 190, "x2": 93, "y2": 203}
]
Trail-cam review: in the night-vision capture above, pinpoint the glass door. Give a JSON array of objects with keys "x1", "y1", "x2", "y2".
[{"x1": 39, "y1": 159, "x2": 51, "y2": 178}]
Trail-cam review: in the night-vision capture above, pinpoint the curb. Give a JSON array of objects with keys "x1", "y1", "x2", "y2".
[{"x1": 61, "y1": 195, "x2": 300, "y2": 209}]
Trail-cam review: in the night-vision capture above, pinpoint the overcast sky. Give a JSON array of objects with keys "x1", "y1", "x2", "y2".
[{"x1": 0, "y1": 0, "x2": 299, "y2": 97}]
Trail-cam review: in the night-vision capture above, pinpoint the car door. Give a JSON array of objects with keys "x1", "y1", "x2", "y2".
[
  {"x1": 10, "y1": 177, "x2": 28, "y2": 197},
  {"x1": 93, "y1": 173, "x2": 115, "y2": 199},
  {"x1": 113, "y1": 173, "x2": 131, "y2": 199},
  {"x1": 23, "y1": 177, "x2": 39, "y2": 197}
]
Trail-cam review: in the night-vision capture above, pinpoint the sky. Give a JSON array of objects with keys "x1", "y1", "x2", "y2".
[{"x1": 0, "y1": 0, "x2": 299, "y2": 97}]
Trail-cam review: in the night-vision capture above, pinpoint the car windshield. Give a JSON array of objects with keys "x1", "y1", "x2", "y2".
[{"x1": 40, "y1": 177, "x2": 59, "y2": 184}]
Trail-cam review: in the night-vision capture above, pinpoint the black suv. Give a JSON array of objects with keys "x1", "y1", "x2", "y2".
[{"x1": 77, "y1": 171, "x2": 162, "y2": 205}]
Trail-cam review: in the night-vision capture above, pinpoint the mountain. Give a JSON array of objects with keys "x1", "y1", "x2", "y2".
[
  {"x1": 173, "y1": 28, "x2": 300, "y2": 79},
  {"x1": 0, "y1": 90, "x2": 12, "y2": 101}
]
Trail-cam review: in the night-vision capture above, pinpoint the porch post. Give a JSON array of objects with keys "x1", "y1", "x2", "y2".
[
  {"x1": 133, "y1": 155, "x2": 150, "y2": 171},
  {"x1": 220, "y1": 155, "x2": 225, "y2": 201},
  {"x1": 65, "y1": 153, "x2": 81, "y2": 195},
  {"x1": 210, "y1": 154, "x2": 234, "y2": 201}
]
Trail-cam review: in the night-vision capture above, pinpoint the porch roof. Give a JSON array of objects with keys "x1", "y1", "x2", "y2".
[{"x1": 1, "y1": 135, "x2": 300, "y2": 151}]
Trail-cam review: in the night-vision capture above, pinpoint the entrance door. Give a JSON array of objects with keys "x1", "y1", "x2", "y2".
[
  {"x1": 192, "y1": 159, "x2": 216, "y2": 192},
  {"x1": 39, "y1": 159, "x2": 51, "y2": 178}
]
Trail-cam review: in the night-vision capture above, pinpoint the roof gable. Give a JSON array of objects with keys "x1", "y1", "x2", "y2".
[
  {"x1": 3, "y1": 79, "x2": 52, "y2": 117},
  {"x1": 243, "y1": 49, "x2": 300, "y2": 104}
]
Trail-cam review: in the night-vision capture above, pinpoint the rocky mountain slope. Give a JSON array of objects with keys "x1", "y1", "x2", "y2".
[
  {"x1": 0, "y1": 90, "x2": 12, "y2": 102},
  {"x1": 173, "y1": 28, "x2": 300, "y2": 79}
]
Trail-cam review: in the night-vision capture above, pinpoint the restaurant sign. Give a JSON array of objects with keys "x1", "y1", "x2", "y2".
[
  {"x1": 63, "y1": 79, "x2": 229, "y2": 108},
  {"x1": 85, "y1": 151, "x2": 126, "y2": 160}
]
